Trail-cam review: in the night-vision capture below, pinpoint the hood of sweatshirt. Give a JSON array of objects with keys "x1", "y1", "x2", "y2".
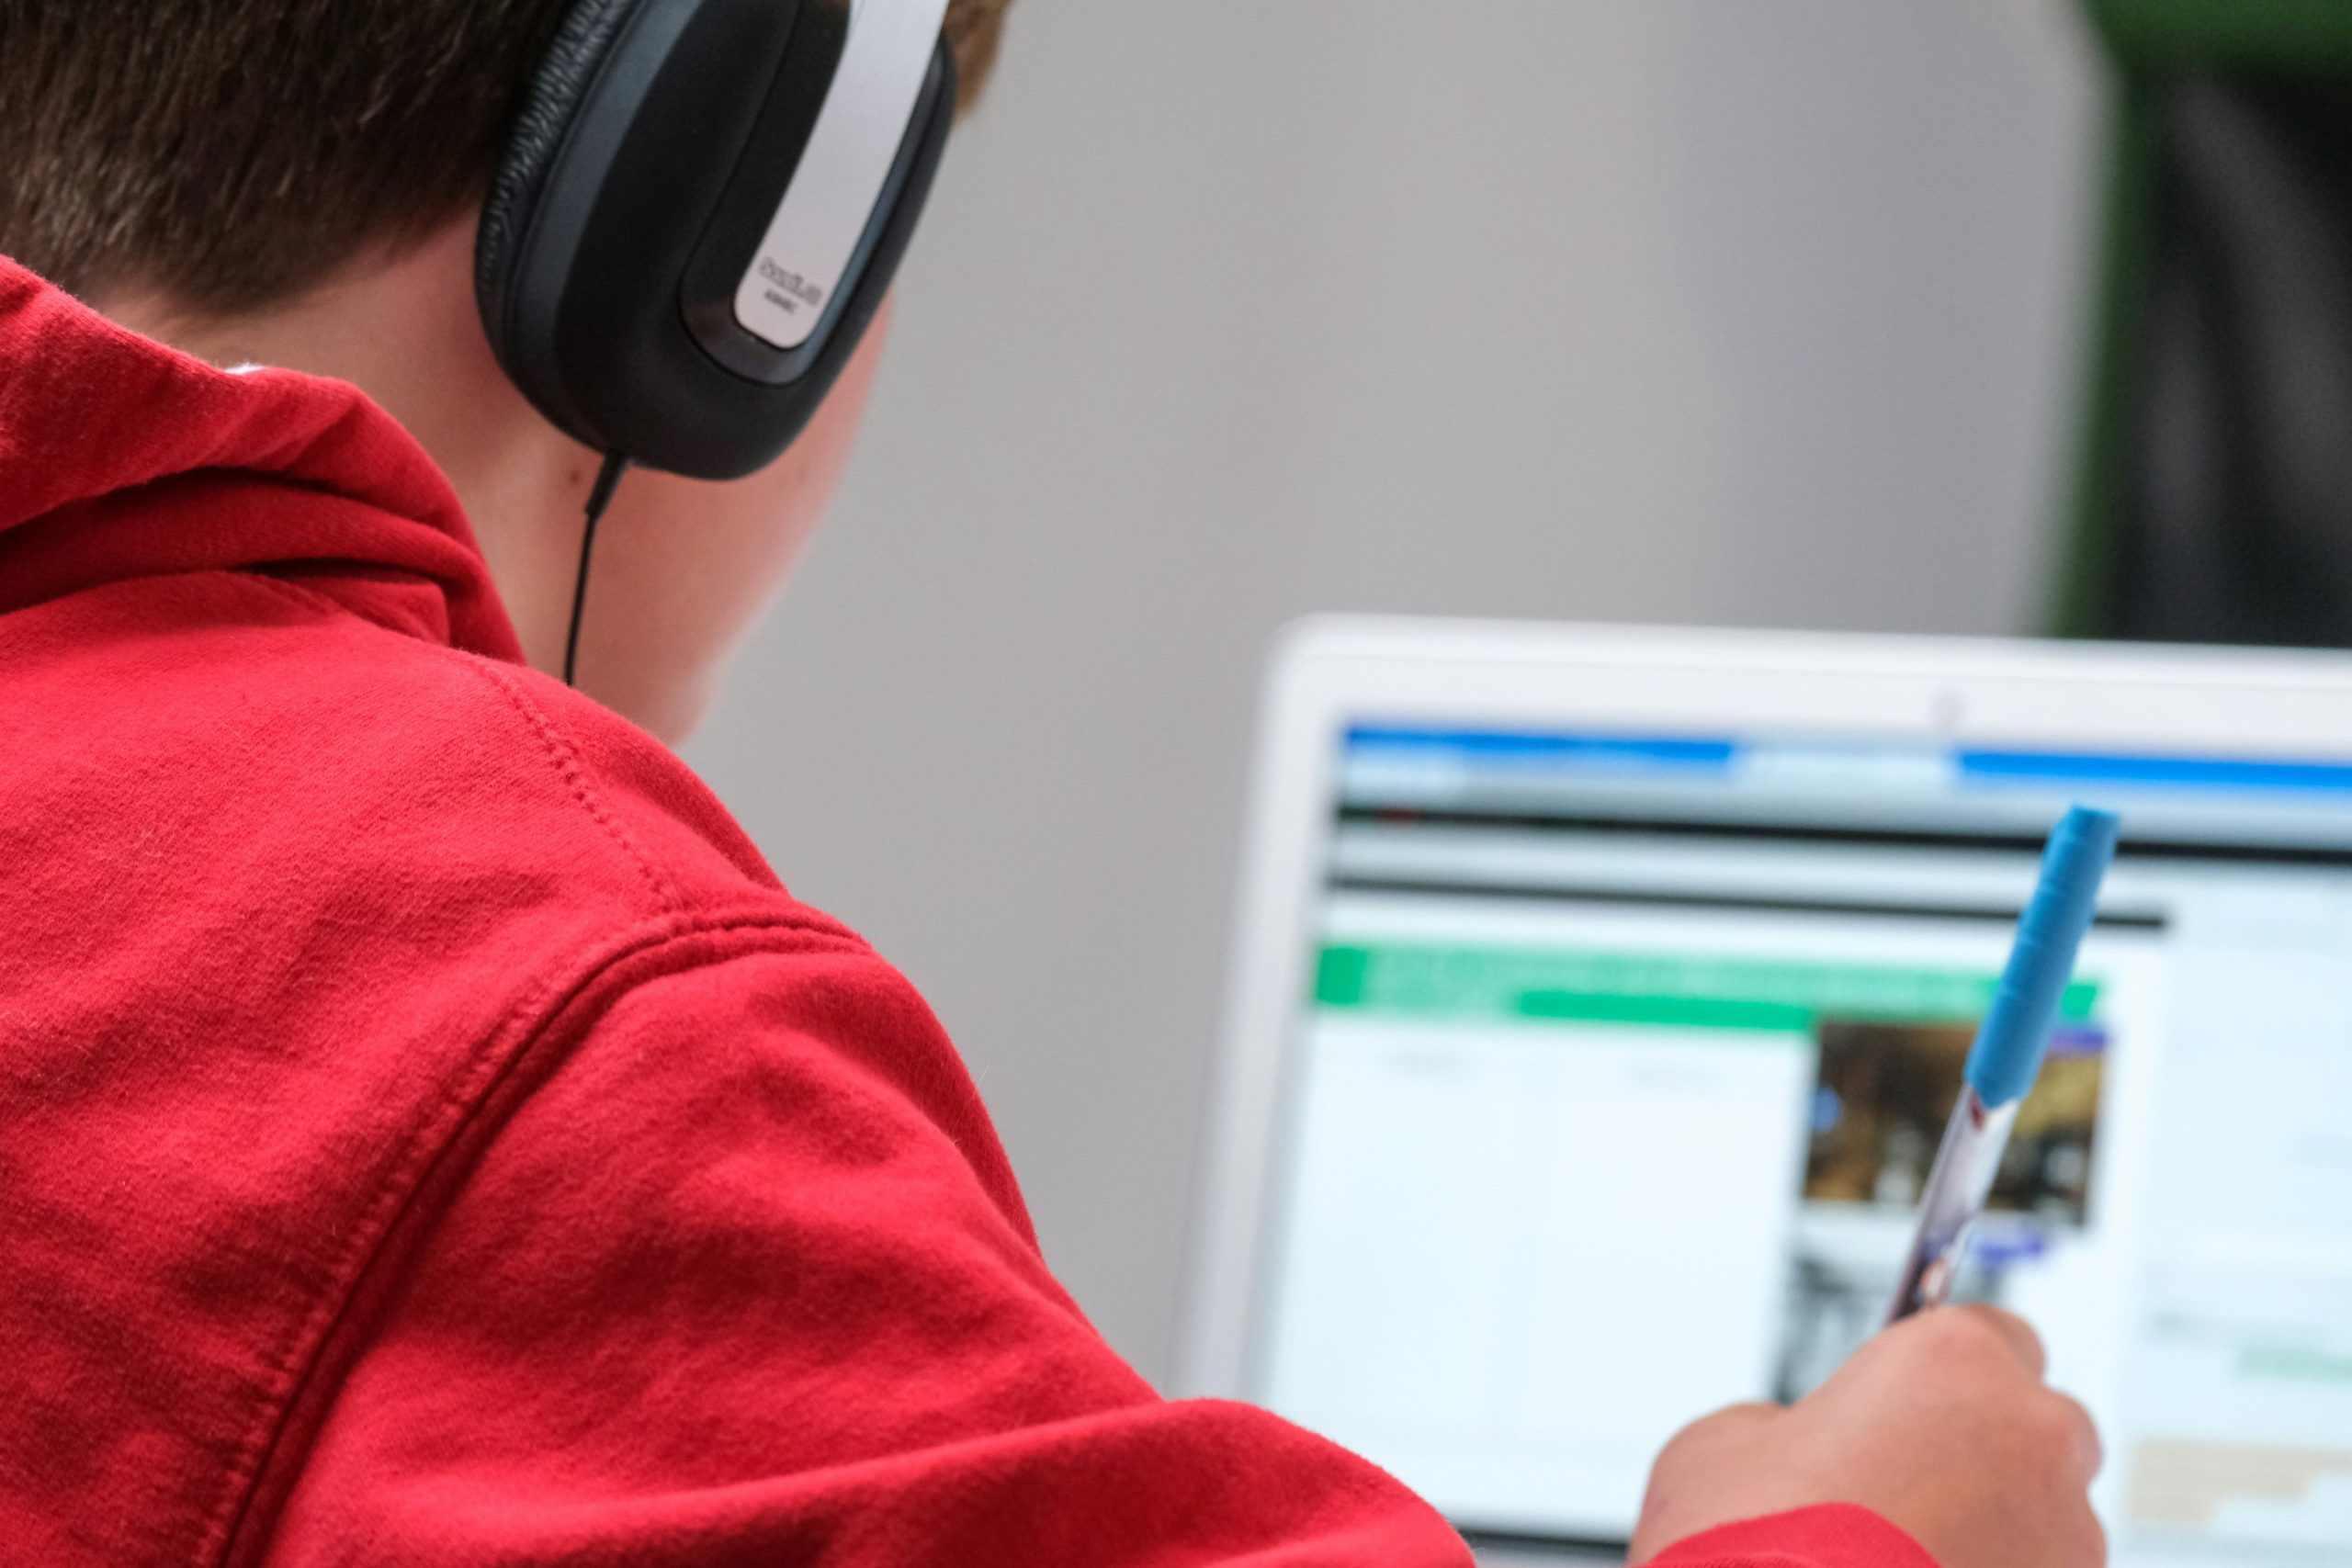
[{"x1": 0, "y1": 256, "x2": 521, "y2": 660}]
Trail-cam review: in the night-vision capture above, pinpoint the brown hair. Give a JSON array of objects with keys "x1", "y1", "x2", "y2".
[{"x1": 0, "y1": 0, "x2": 1013, "y2": 316}]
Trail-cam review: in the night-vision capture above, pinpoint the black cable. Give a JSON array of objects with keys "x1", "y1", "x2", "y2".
[{"x1": 564, "y1": 452, "x2": 632, "y2": 688}]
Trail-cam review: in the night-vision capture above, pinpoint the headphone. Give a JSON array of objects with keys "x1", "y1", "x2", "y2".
[{"x1": 476, "y1": 0, "x2": 956, "y2": 484}]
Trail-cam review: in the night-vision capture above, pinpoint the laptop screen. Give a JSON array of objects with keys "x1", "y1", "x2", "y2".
[{"x1": 1249, "y1": 721, "x2": 2352, "y2": 1562}]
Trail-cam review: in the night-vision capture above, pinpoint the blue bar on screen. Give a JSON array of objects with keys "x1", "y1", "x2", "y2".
[
  {"x1": 1341, "y1": 727, "x2": 2352, "y2": 797},
  {"x1": 1958, "y1": 750, "x2": 2352, "y2": 795},
  {"x1": 1342, "y1": 727, "x2": 1737, "y2": 773}
]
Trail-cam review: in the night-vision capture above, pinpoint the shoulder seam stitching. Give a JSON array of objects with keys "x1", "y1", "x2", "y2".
[
  {"x1": 198, "y1": 909, "x2": 855, "y2": 1567},
  {"x1": 466, "y1": 656, "x2": 685, "y2": 919}
]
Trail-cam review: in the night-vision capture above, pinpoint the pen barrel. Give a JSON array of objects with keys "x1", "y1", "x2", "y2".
[
  {"x1": 1883, "y1": 807, "x2": 2115, "y2": 1330},
  {"x1": 1885, "y1": 1085, "x2": 2018, "y2": 1324}
]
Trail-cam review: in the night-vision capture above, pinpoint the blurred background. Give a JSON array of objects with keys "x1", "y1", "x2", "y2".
[{"x1": 687, "y1": 0, "x2": 2109, "y2": 1382}]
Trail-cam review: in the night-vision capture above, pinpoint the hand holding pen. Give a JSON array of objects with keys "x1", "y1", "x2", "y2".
[{"x1": 1636, "y1": 806, "x2": 2119, "y2": 1568}]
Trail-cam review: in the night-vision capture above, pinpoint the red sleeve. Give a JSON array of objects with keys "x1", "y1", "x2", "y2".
[
  {"x1": 259, "y1": 936, "x2": 1472, "y2": 1566},
  {"x1": 1643, "y1": 1505, "x2": 1940, "y2": 1568}
]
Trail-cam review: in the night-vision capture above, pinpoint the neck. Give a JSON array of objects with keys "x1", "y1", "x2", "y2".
[{"x1": 97, "y1": 220, "x2": 591, "y2": 679}]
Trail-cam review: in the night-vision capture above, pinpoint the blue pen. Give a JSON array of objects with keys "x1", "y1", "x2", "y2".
[{"x1": 1885, "y1": 806, "x2": 2121, "y2": 1323}]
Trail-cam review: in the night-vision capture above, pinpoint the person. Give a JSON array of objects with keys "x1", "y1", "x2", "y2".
[{"x1": 0, "y1": 3, "x2": 2104, "y2": 1564}]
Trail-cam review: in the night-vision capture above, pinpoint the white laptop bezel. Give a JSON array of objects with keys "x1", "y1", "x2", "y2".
[{"x1": 1179, "y1": 614, "x2": 2352, "y2": 1404}]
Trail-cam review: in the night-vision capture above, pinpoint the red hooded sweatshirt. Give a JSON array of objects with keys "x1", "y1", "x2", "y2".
[{"x1": 0, "y1": 258, "x2": 1937, "y2": 1568}]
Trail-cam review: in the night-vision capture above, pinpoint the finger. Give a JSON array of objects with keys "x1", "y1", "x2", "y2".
[
  {"x1": 2050, "y1": 1390, "x2": 2104, "y2": 1481},
  {"x1": 1653, "y1": 1402, "x2": 1778, "y2": 1468},
  {"x1": 1701, "y1": 1401, "x2": 1783, "y2": 1429},
  {"x1": 2063, "y1": 1505, "x2": 2109, "y2": 1568},
  {"x1": 1946, "y1": 1303, "x2": 2047, "y2": 1378}
]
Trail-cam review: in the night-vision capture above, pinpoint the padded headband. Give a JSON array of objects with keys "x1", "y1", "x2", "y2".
[{"x1": 478, "y1": 0, "x2": 954, "y2": 479}]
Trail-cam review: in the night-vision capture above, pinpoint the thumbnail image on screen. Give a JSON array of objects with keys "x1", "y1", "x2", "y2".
[{"x1": 1781, "y1": 1015, "x2": 2107, "y2": 1401}]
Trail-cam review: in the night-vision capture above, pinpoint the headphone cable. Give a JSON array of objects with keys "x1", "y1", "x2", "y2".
[{"x1": 564, "y1": 452, "x2": 633, "y2": 688}]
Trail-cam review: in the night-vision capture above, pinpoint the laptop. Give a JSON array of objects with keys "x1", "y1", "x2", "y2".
[{"x1": 1181, "y1": 618, "x2": 2352, "y2": 1567}]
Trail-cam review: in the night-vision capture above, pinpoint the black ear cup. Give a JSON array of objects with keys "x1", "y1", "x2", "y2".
[
  {"x1": 472, "y1": 0, "x2": 954, "y2": 480},
  {"x1": 475, "y1": 0, "x2": 642, "y2": 374}
]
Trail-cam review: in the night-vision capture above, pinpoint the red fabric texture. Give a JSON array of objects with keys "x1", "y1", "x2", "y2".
[
  {"x1": 1645, "y1": 1506, "x2": 1941, "y2": 1567},
  {"x1": 0, "y1": 255, "x2": 1931, "y2": 1567}
]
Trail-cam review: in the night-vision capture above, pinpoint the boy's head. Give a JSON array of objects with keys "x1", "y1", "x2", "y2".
[{"x1": 0, "y1": 0, "x2": 1013, "y2": 739}]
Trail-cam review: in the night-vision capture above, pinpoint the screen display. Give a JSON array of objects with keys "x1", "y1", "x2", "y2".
[{"x1": 1251, "y1": 723, "x2": 2352, "y2": 1562}]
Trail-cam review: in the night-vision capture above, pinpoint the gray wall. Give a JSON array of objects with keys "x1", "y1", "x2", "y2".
[{"x1": 687, "y1": 0, "x2": 2104, "y2": 1383}]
